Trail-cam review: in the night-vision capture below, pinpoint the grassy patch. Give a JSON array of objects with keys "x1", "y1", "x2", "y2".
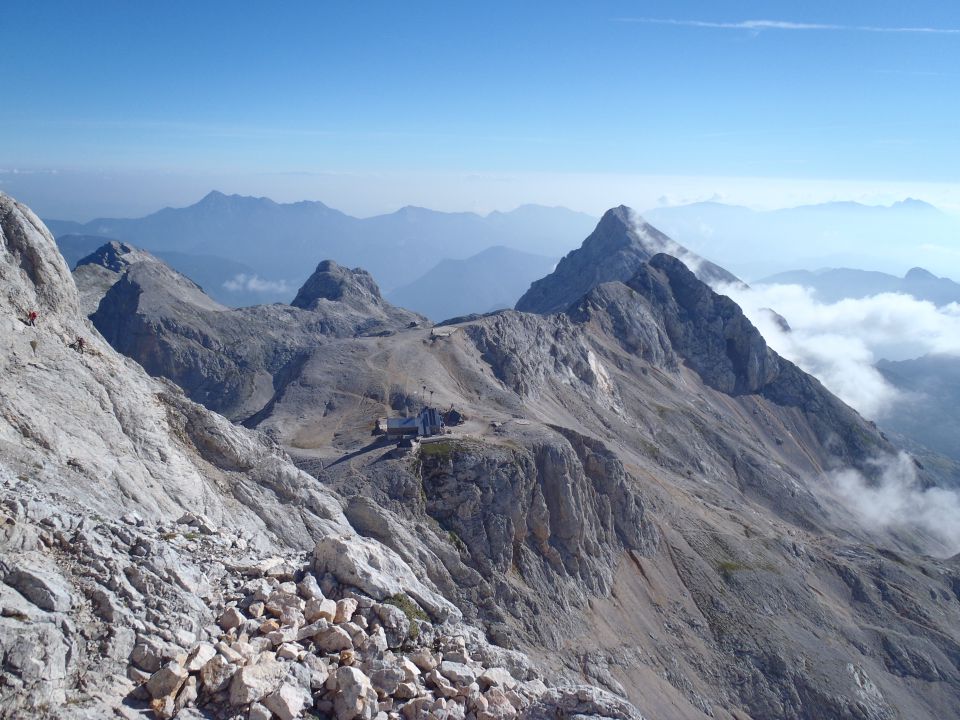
[
  {"x1": 419, "y1": 441, "x2": 455, "y2": 459},
  {"x1": 384, "y1": 593, "x2": 429, "y2": 640},
  {"x1": 716, "y1": 560, "x2": 748, "y2": 581}
]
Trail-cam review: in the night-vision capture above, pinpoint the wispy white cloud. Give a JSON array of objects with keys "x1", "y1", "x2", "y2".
[
  {"x1": 831, "y1": 452, "x2": 960, "y2": 557},
  {"x1": 223, "y1": 273, "x2": 294, "y2": 295},
  {"x1": 616, "y1": 17, "x2": 960, "y2": 35}
]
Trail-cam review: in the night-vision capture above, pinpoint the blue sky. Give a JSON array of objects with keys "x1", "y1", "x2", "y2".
[{"x1": 2, "y1": 1, "x2": 960, "y2": 218}]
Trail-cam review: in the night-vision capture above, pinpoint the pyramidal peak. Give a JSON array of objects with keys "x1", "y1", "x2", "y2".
[{"x1": 515, "y1": 204, "x2": 739, "y2": 315}]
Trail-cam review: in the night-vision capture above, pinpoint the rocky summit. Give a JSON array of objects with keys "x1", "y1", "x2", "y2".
[
  {"x1": 515, "y1": 205, "x2": 739, "y2": 316},
  {"x1": 4, "y1": 190, "x2": 960, "y2": 720}
]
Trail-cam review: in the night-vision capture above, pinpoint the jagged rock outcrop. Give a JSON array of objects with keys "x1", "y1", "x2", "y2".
[
  {"x1": 292, "y1": 260, "x2": 386, "y2": 313},
  {"x1": 515, "y1": 205, "x2": 738, "y2": 315}
]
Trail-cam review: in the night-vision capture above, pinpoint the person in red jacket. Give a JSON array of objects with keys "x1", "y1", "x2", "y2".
[{"x1": 25, "y1": 310, "x2": 37, "y2": 326}]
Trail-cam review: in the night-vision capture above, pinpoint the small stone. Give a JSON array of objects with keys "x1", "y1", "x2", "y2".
[
  {"x1": 298, "y1": 573, "x2": 324, "y2": 600},
  {"x1": 215, "y1": 641, "x2": 245, "y2": 665},
  {"x1": 478, "y1": 668, "x2": 517, "y2": 691},
  {"x1": 408, "y1": 648, "x2": 440, "y2": 672},
  {"x1": 260, "y1": 618, "x2": 281, "y2": 634},
  {"x1": 219, "y1": 606, "x2": 245, "y2": 631},
  {"x1": 427, "y1": 669, "x2": 458, "y2": 699},
  {"x1": 127, "y1": 665, "x2": 151, "y2": 684},
  {"x1": 229, "y1": 656, "x2": 286, "y2": 705},
  {"x1": 185, "y1": 642, "x2": 216, "y2": 672},
  {"x1": 399, "y1": 658, "x2": 421, "y2": 683},
  {"x1": 146, "y1": 660, "x2": 188, "y2": 700},
  {"x1": 400, "y1": 698, "x2": 432, "y2": 720},
  {"x1": 264, "y1": 682, "x2": 311, "y2": 720},
  {"x1": 334, "y1": 666, "x2": 373, "y2": 720},
  {"x1": 369, "y1": 666, "x2": 405, "y2": 699},
  {"x1": 277, "y1": 642, "x2": 301, "y2": 660},
  {"x1": 173, "y1": 675, "x2": 198, "y2": 714},
  {"x1": 305, "y1": 597, "x2": 338, "y2": 623},
  {"x1": 199, "y1": 654, "x2": 236, "y2": 693},
  {"x1": 335, "y1": 598, "x2": 359, "y2": 624},
  {"x1": 439, "y1": 661, "x2": 476, "y2": 686},
  {"x1": 248, "y1": 601, "x2": 265, "y2": 618},
  {"x1": 248, "y1": 703, "x2": 272, "y2": 720},
  {"x1": 316, "y1": 625, "x2": 353, "y2": 653},
  {"x1": 394, "y1": 681, "x2": 421, "y2": 700},
  {"x1": 296, "y1": 620, "x2": 329, "y2": 642},
  {"x1": 7, "y1": 564, "x2": 73, "y2": 612}
]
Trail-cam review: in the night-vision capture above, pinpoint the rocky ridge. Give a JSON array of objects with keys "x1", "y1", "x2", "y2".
[{"x1": 78, "y1": 244, "x2": 423, "y2": 421}]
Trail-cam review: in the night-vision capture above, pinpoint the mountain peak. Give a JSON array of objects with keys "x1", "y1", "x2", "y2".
[
  {"x1": 904, "y1": 266, "x2": 937, "y2": 281},
  {"x1": 291, "y1": 259, "x2": 384, "y2": 311},
  {"x1": 75, "y1": 240, "x2": 154, "y2": 273},
  {"x1": 515, "y1": 205, "x2": 738, "y2": 315}
]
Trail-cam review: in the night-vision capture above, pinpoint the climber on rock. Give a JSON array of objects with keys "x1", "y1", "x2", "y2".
[
  {"x1": 26, "y1": 310, "x2": 37, "y2": 326},
  {"x1": 74, "y1": 336, "x2": 86, "y2": 354}
]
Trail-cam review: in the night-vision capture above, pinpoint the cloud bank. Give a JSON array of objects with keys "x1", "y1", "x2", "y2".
[
  {"x1": 831, "y1": 452, "x2": 960, "y2": 557},
  {"x1": 716, "y1": 282, "x2": 960, "y2": 418}
]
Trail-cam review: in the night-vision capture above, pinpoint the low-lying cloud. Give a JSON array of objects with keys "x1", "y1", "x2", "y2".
[
  {"x1": 716, "y1": 282, "x2": 960, "y2": 418},
  {"x1": 831, "y1": 452, "x2": 960, "y2": 557},
  {"x1": 223, "y1": 273, "x2": 294, "y2": 295}
]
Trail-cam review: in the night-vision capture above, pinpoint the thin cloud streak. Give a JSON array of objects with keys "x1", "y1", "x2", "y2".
[{"x1": 615, "y1": 17, "x2": 960, "y2": 35}]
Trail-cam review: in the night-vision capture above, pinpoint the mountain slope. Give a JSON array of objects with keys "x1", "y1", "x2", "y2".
[
  {"x1": 59, "y1": 195, "x2": 960, "y2": 719},
  {"x1": 0, "y1": 192, "x2": 635, "y2": 720},
  {"x1": 515, "y1": 205, "x2": 739, "y2": 315},
  {"x1": 387, "y1": 246, "x2": 559, "y2": 321},
  {"x1": 877, "y1": 354, "x2": 960, "y2": 462}
]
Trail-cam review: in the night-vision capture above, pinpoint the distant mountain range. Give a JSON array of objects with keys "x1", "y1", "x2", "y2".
[
  {"x1": 643, "y1": 198, "x2": 960, "y2": 281},
  {"x1": 386, "y1": 246, "x2": 558, "y2": 321},
  {"x1": 45, "y1": 191, "x2": 597, "y2": 307},
  {"x1": 758, "y1": 267, "x2": 960, "y2": 306}
]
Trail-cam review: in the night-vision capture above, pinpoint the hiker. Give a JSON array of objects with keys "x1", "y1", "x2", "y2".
[
  {"x1": 26, "y1": 310, "x2": 37, "y2": 327},
  {"x1": 75, "y1": 337, "x2": 85, "y2": 354}
]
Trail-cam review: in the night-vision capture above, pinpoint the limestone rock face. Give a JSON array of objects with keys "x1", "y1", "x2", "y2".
[
  {"x1": 627, "y1": 253, "x2": 780, "y2": 395},
  {"x1": 516, "y1": 205, "x2": 739, "y2": 315},
  {"x1": 313, "y1": 535, "x2": 461, "y2": 622}
]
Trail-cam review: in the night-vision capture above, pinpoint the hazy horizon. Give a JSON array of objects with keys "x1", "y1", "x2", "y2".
[{"x1": 4, "y1": 3, "x2": 960, "y2": 222}]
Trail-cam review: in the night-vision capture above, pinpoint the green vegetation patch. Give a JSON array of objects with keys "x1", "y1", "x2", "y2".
[
  {"x1": 384, "y1": 593, "x2": 429, "y2": 640},
  {"x1": 716, "y1": 560, "x2": 748, "y2": 580},
  {"x1": 419, "y1": 440, "x2": 456, "y2": 459}
]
